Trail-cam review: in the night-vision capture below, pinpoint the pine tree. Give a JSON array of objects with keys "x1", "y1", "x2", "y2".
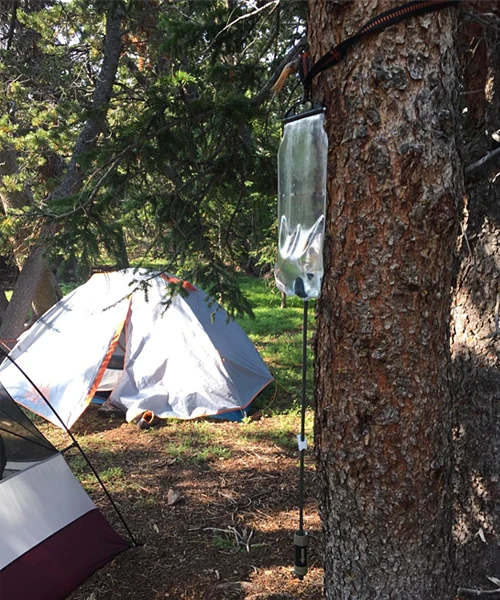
[{"x1": 309, "y1": 1, "x2": 462, "y2": 596}]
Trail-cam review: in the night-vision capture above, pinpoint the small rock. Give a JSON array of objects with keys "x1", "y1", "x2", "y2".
[{"x1": 167, "y1": 488, "x2": 184, "y2": 505}]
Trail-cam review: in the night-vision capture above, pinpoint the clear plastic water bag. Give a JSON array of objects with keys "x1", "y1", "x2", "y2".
[{"x1": 275, "y1": 106, "x2": 328, "y2": 300}]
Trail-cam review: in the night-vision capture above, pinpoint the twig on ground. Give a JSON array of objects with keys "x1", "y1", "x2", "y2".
[
  {"x1": 203, "y1": 525, "x2": 255, "y2": 552},
  {"x1": 457, "y1": 587, "x2": 500, "y2": 597}
]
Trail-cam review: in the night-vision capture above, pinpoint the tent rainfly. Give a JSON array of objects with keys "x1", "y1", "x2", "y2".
[
  {"x1": 0, "y1": 385, "x2": 129, "y2": 600},
  {"x1": 0, "y1": 269, "x2": 274, "y2": 429}
]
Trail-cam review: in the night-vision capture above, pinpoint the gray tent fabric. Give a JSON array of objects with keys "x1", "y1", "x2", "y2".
[{"x1": 0, "y1": 388, "x2": 129, "y2": 600}]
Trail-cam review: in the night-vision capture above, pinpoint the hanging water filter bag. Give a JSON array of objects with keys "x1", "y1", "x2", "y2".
[{"x1": 275, "y1": 106, "x2": 328, "y2": 300}]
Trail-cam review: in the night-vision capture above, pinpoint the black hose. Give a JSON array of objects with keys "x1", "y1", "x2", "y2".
[{"x1": 294, "y1": 300, "x2": 309, "y2": 580}]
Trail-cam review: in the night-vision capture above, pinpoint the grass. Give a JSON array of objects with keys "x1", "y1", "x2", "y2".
[
  {"x1": 99, "y1": 466, "x2": 124, "y2": 482},
  {"x1": 239, "y1": 405, "x2": 314, "y2": 451},
  {"x1": 211, "y1": 532, "x2": 239, "y2": 552},
  {"x1": 164, "y1": 440, "x2": 232, "y2": 464},
  {"x1": 235, "y1": 274, "x2": 315, "y2": 413},
  {"x1": 164, "y1": 421, "x2": 234, "y2": 464}
]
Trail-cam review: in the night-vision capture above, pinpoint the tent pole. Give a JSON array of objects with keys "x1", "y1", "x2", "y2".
[{"x1": 0, "y1": 348, "x2": 139, "y2": 547}]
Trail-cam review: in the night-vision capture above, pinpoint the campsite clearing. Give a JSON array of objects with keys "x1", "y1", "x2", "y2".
[
  {"x1": 6, "y1": 274, "x2": 323, "y2": 598},
  {"x1": 40, "y1": 405, "x2": 323, "y2": 600}
]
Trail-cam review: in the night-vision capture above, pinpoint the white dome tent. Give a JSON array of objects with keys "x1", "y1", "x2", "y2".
[{"x1": 0, "y1": 269, "x2": 273, "y2": 429}]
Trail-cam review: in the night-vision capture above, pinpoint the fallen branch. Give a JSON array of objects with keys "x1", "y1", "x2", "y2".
[
  {"x1": 457, "y1": 587, "x2": 500, "y2": 597},
  {"x1": 465, "y1": 146, "x2": 500, "y2": 177}
]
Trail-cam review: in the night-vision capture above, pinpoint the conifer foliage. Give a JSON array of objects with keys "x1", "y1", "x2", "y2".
[{"x1": 0, "y1": 0, "x2": 305, "y2": 329}]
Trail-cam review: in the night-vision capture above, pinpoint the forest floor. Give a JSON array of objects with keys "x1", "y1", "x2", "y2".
[
  {"x1": 20, "y1": 273, "x2": 499, "y2": 599},
  {"x1": 41, "y1": 404, "x2": 324, "y2": 600},
  {"x1": 29, "y1": 274, "x2": 326, "y2": 599}
]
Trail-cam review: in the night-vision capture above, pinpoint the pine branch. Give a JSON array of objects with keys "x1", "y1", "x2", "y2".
[
  {"x1": 204, "y1": 0, "x2": 280, "y2": 57},
  {"x1": 251, "y1": 37, "x2": 306, "y2": 107},
  {"x1": 0, "y1": 1, "x2": 125, "y2": 342}
]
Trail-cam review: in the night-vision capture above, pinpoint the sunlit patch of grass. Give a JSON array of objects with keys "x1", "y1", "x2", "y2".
[
  {"x1": 99, "y1": 466, "x2": 123, "y2": 482},
  {"x1": 194, "y1": 445, "x2": 232, "y2": 462},
  {"x1": 165, "y1": 440, "x2": 194, "y2": 460},
  {"x1": 66, "y1": 447, "x2": 126, "y2": 489},
  {"x1": 237, "y1": 406, "x2": 314, "y2": 452},
  {"x1": 165, "y1": 436, "x2": 232, "y2": 464},
  {"x1": 235, "y1": 275, "x2": 315, "y2": 413}
]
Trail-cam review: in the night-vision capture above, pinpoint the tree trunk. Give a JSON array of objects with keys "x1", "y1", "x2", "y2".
[
  {"x1": 309, "y1": 2, "x2": 462, "y2": 598},
  {"x1": 0, "y1": 1, "x2": 123, "y2": 342},
  {"x1": 0, "y1": 147, "x2": 62, "y2": 321},
  {"x1": 0, "y1": 291, "x2": 8, "y2": 323},
  {"x1": 451, "y1": 6, "x2": 500, "y2": 586},
  {"x1": 0, "y1": 255, "x2": 17, "y2": 332},
  {"x1": 281, "y1": 291, "x2": 287, "y2": 309}
]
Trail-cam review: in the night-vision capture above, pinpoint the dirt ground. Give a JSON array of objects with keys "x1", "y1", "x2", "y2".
[{"x1": 54, "y1": 406, "x2": 324, "y2": 600}]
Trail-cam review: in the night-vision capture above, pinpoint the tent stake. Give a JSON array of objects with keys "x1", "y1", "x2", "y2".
[{"x1": 0, "y1": 348, "x2": 139, "y2": 547}]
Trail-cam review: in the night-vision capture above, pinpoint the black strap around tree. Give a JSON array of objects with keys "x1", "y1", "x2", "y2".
[{"x1": 299, "y1": 0, "x2": 460, "y2": 98}]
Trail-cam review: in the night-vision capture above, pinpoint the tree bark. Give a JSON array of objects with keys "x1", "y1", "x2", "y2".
[
  {"x1": 310, "y1": 1, "x2": 462, "y2": 598},
  {"x1": 0, "y1": 1, "x2": 123, "y2": 342},
  {"x1": 0, "y1": 147, "x2": 62, "y2": 320},
  {"x1": 451, "y1": 5, "x2": 500, "y2": 586}
]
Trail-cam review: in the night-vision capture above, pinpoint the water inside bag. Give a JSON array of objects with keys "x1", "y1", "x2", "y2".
[{"x1": 275, "y1": 110, "x2": 328, "y2": 300}]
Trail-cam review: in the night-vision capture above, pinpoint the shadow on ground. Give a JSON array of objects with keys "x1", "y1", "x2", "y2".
[{"x1": 41, "y1": 406, "x2": 324, "y2": 600}]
